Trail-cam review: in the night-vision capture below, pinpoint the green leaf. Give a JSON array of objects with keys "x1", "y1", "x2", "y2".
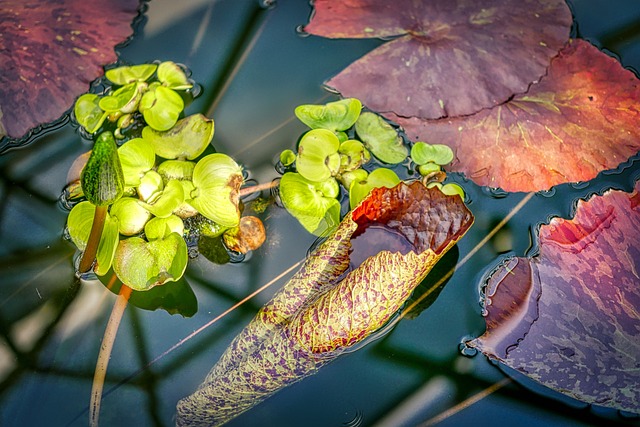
[
  {"x1": 418, "y1": 162, "x2": 441, "y2": 175},
  {"x1": 139, "y1": 86, "x2": 184, "y2": 131},
  {"x1": 113, "y1": 233, "x2": 188, "y2": 291},
  {"x1": 100, "y1": 270, "x2": 198, "y2": 317},
  {"x1": 441, "y1": 183, "x2": 465, "y2": 199},
  {"x1": 157, "y1": 61, "x2": 193, "y2": 90},
  {"x1": 296, "y1": 129, "x2": 341, "y2": 182},
  {"x1": 338, "y1": 139, "x2": 370, "y2": 172},
  {"x1": 67, "y1": 201, "x2": 119, "y2": 276},
  {"x1": 157, "y1": 160, "x2": 196, "y2": 182},
  {"x1": 188, "y1": 153, "x2": 243, "y2": 227},
  {"x1": 139, "y1": 179, "x2": 185, "y2": 218},
  {"x1": 279, "y1": 149, "x2": 296, "y2": 167},
  {"x1": 81, "y1": 131, "x2": 125, "y2": 206},
  {"x1": 339, "y1": 168, "x2": 368, "y2": 191},
  {"x1": 109, "y1": 197, "x2": 152, "y2": 236},
  {"x1": 145, "y1": 215, "x2": 185, "y2": 240},
  {"x1": 98, "y1": 82, "x2": 145, "y2": 114},
  {"x1": 138, "y1": 170, "x2": 165, "y2": 203},
  {"x1": 349, "y1": 167, "x2": 400, "y2": 209},
  {"x1": 105, "y1": 63, "x2": 158, "y2": 85},
  {"x1": 411, "y1": 141, "x2": 454, "y2": 165},
  {"x1": 355, "y1": 112, "x2": 408, "y2": 164},
  {"x1": 295, "y1": 98, "x2": 362, "y2": 131},
  {"x1": 279, "y1": 172, "x2": 341, "y2": 236},
  {"x1": 142, "y1": 114, "x2": 214, "y2": 160},
  {"x1": 118, "y1": 137, "x2": 156, "y2": 187},
  {"x1": 74, "y1": 93, "x2": 107, "y2": 134}
]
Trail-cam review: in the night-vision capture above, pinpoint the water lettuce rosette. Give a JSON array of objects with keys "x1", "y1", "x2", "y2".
[{"x1": 176, "y1": 181, "x2": 474, "y2": 426}]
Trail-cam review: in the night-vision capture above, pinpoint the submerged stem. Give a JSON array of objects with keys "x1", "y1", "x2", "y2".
[
  {"x1": 90, "y1": 284, "x2": 132, "y2": 427},
  {"x1": 79, "y1": 205, "x2": 108, "y2": 273}
]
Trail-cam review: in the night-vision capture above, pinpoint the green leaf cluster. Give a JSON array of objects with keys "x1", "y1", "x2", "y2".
[
  {"x1": 280, "y1": 98, "x2": 405, "y2": 235},
  {"x1": 410, "y1": 141, "x2": 464, "y2": 199},
  {"x1": 67, "y1": 62, "x2": 252, "y2": 297},
  {"x1": 74, "y1": 61, "x2": 194, "y2": 136},
  {"x1": 68, "y1": 126, "x2": 243, "y2": 291}
]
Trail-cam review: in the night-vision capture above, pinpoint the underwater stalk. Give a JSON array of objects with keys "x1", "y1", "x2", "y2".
[{"x1": 90, "y1": 284, "x2": 132, "y2": 427}]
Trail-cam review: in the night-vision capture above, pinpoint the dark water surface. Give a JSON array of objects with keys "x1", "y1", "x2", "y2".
[{"x1": 1, "y1": 1, "x2": 639, "y2": 426}]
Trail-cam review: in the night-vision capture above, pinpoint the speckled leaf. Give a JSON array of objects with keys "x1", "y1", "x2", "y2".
[
  {"x1": 304, "y1": 0, "x2": 571, "y2": 119},
  {"x1": 391, "y1": 40, "x2": 640, "y2": 192},
  {"x1": 469, "y1": 181, "x2": 640, "y2": 414},
  {"x1": 176, "y1": 182, "x2": 474, "y2": 426},
  {"x1": 0, "y1": 0, "x2": 141, "y2": 143}
]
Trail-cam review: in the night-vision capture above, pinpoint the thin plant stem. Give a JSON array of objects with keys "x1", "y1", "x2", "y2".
[
  {"x1": 79, "y1": 205, "x2": 108, "y2": 273},
  {"x1": 239, "y1": 180, "x2": 279, "y2": 197},
  {"x1": 90, "y1": 284, "x2": 132, "y2": 427}
]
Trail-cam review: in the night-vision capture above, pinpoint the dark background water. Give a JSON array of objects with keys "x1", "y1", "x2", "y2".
[{"x1": 0, "y1": 0, "x2": 639, "y2": 426}]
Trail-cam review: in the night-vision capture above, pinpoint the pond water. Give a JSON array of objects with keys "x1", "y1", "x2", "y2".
[{"x1": 1, "y1": 0, "x2": 639, "y2": 426}]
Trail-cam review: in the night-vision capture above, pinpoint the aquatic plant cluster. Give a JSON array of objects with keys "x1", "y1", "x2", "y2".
[
  {"x1": 278, "y1": 98, "x2": 464, "y2": 235},
  {"x1": 66, "y1": 62, "x2": 261, "y2": 292}
]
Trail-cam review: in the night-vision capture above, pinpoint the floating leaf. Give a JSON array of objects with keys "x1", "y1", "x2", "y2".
[
  {"x1": 411, "y1": 142, "x2": 454, "y2": 166},
  {"x1": 339, "y1": 139, "x2": 370, "y2": 172},
  {"x1": 100, "y1": 269, "x2": 197, "y2": 317},
  {"x1": 142, "y1": 114, "x2": 214, "y2": 160},
  {"x1": 157, "y1": 61, "x2": 192, "y2": 90},
  {"x1": 145, "y1": 215, "x2": 185, "y2": 241},
  {"x1": 295, "y1": 98, "x2": 362, "y2": 132},
  {"x1": 118, "y1": 137, "x2": 156, "y2": 187},
  {"x1": 222, "y1": 216, "x2": 266, "y2": 254},
  {"x1": 113, "y1": 233, "x2": 188, "y2": 291},
  {"x1": 139, "y1": 179, "x2": 185, "y2": 218},
  {"x1": 305, "y1": 0, "x2": 571, "y2": 119},
  {"x1": 74, "y1": 94, "x2": 108, "y2": 134},
  {"x1": 105, "y1": 63, "x2": 157, "y2": 85},
  {"x1": 67, "y1": 201, "x2": 119, "y2": 276},
  {"x1": 81, "y1": 131, "x2": 124, "y2": 206},
  {"x1": 355, "y1": 112, "x2": 407, "y2": 164},
  {"x1": 469, "y1": 182, "x2": 640, "y2": 413},
  {"x1": 279, "y1": 172, "x2": 341, "y2": 235},
  {"x1": 188, "y1": 154, "x2": 243, "y2": 228},
  {"x1": 279, "y1": 149, "x2": 296, "y2": 167},
  {"x1": 176, "y1": 182, "x2": 474, "y2": 425},
  {"x1": 0, "y1": 0, "x2": 140, "y2": 142},
  {"x1": 98, "y1": 82, "x2": 144, "y2": 114},
  {"x1": 109, "y1": 197, "x2": 152, "y2": 235},
  {"x1": 296, "y1": 129, "x2": 341, "y2": 182},
  {"x1": 349, "y1": 167, "x2": 400, "y2": 209},
  {"x1": 391, "y1": 40, "x2": 640, "y2": 192},
  {"x1": 139, "y1": 85, "x2": 184, "y2": 131},
  {"x1": 157, "y1": 160, "x2": 195, "y2": 182}
]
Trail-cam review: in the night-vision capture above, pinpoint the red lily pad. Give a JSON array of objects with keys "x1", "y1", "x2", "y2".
[
  {"x1": 0, "y1": 0, "x2": 141, "y2": 142},
  {"x1": 469, "y1": 181, "x2": 640, "y2": 414},
  {"x1": 391, "y1": 39, "x2": 640, "y2": 192},
  {"x1": 305, "y1": 0, "x2": 571, "y2": 119}
]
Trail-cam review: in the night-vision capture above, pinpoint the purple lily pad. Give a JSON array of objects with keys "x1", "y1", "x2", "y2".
[
  {"x1": 0, "y1": 0, "x2": 141, "y2": 143},
  {"x1": 304, "y1": 0, "x2": 572, "y2": 119},
  {"x1": 469, "y1": 181, "x2": 640, "y2": 414}
]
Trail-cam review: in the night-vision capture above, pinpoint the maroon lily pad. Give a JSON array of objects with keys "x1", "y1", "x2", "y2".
[
  {"x1": 469, "y1": 181, "x2": 640, "y2": 414},
  {"x1": 0, "y1": 0, "x2": 141, "y2": 142},
  {"x1": 305, "y1": 0, "x2": 571, "y2": 119},
  {"x1": 176, "y1": 182, "x2": 474, "y2": 426},
  {"x1": 391, "y1": 39, "x2": 640, "y2": 192}
]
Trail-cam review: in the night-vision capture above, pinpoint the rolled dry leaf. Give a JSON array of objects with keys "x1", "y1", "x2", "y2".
[{"x1": 176, "y1": 181, "x2": 474, "y2": 426}]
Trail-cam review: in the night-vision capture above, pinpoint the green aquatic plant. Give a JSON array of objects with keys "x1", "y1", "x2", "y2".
[
  {"x1": 68, "y1": 62, "x2": 265, "y2": 296},
  {"x1": 278, "y1": 98, "x2": 466, "y2": 235},
  {"x1": 74, "y1": 61, "x2": 194, "y2": 137}
]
